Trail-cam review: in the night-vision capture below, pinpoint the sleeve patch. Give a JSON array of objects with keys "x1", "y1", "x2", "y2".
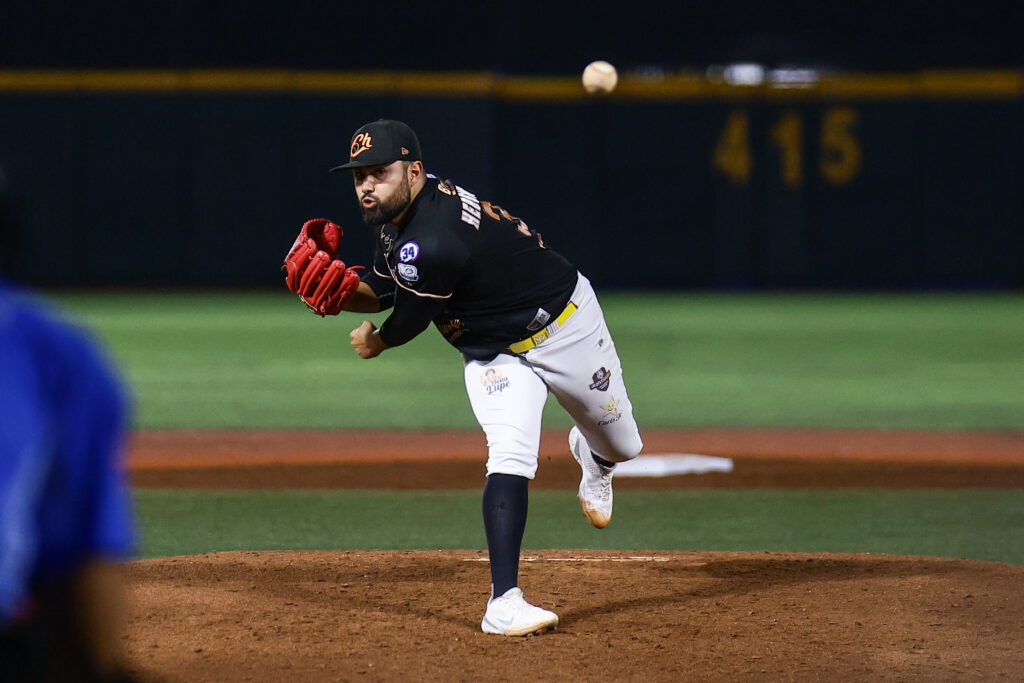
[
  {"x1": 398, "y1": 241, "x2": 420, "y2": 263},
  {"x1": 397, "y1": 263, "x2": 420, "y2": 281}
]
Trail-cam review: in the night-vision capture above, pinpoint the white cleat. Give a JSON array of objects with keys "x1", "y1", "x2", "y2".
[
  {"x1": 569, "y1": 426, "x2": 615, "y2": 528},
  {"x1": 481, "y1": 587, "x2": 559, "y2": 636}
]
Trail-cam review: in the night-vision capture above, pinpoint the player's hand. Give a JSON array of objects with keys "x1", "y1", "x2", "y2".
[
  {"x1": 350, "y1": 320, "x2": 388, "y2": 359},
  {"x1": 287, "y1": 218, "x2": 342, "y2": 263},
  {"x1": 283, "y1": 218, "x2": 342, "y2": 294},
  {"x1": 283, "y1": 219, "x2": 362, "y2": 316}
]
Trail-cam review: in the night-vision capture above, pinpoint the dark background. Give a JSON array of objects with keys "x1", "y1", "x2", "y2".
[
  {"x1": 3, "y1": 0, "x2": 1022, "y2": 72},
  {"x1": 0, "y1": 1, "x2": 1022, "y2": 289}
]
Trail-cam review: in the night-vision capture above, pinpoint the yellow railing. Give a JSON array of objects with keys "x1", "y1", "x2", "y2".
[{"x1": 0, "y1": 69, "x2": 1020, "y2": 100}]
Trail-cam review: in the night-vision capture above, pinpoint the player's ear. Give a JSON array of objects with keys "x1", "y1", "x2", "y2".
[{"x1": 408, "y1": 160, "x2": 424, "y2": 183}]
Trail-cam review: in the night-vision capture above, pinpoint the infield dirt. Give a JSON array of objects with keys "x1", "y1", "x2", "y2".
[
  {"x1": 127, "y1": 428, "x2": 1024, "y2": 489},
  {"x1": 124, "y1": 429, "x2": 1024, "y2": 681}
]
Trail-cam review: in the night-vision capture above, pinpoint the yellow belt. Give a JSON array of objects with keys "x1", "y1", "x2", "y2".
[{"x1": 508, "y1": 302, "x2": 578, "y2": 354}]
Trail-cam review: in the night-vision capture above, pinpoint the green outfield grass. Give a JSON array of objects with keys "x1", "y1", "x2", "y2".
[
  {"x1": 134, "y1": 488, "x2": 1024, "y2": 565},
  {"x1": 45, "y1": 290, "x2": 1023, "y2": 565},
  {"x1": 56, "y1": 290, "x2": 1024, "y2": 430}
]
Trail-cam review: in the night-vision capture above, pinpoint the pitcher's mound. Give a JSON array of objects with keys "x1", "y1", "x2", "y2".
[{"x1": 125, "y1": 550, "x2": 1023, "y2": 681}]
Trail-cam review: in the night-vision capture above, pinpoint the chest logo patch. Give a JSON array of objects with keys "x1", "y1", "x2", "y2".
[
  {"x1": 381, "y1": 229, "x2": 395, "y2": 253},
  {"x1": 397, "y1": 263, "x2": 419, "y2": 282},
  {"x1": 398, "y1": 241, "x2": 420, "y2": 263}
]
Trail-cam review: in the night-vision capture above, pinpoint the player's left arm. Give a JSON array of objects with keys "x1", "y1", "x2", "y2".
[{"x1": 282, "y1": 219, "x2": 365, "y2": 316}]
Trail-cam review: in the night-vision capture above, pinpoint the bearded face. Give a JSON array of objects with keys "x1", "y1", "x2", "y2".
[{"x1": 357, "y1": 164, "x2": 413, "y2": 226}]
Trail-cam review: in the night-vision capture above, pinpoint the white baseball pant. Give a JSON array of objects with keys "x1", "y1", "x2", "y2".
[{"x1": 463, "y1": 273, "x2": 643, "y2": 479}]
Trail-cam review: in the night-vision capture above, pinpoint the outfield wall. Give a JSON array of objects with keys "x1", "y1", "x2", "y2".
[{"x1": 0, "y1": 70, "x2": 1021, "y2": 288}]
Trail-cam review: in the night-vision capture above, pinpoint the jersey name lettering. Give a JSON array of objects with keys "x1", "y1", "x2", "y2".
[{"x1": 456, "y1": 185, "x2": 481, "y2": 229}]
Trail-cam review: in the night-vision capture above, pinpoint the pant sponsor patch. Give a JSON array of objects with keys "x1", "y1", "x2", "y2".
[
  {"x1": 481, "y1": 368, "x2": 510, "y2": 395},
  {"x1": 589, "y1": 366, "x2": 611, "y2": 391},
  {"x1": 598, "y1": 395, "x2": 621, "y2": 425}
]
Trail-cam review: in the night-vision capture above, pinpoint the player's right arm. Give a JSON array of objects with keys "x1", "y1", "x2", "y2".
[
  {"x1": 342, "y1": 281, "x2": 382, "y2": 313},
  {"x1": 349, "y1": 249, "x2": 397, "y2": 314}
]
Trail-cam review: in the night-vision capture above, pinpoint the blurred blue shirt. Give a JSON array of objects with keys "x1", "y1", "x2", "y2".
[{"x1": 0, "y1": 282, "x2": 135, "y2": 624}]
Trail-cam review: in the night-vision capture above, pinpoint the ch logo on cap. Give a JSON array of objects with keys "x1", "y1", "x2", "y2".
[{"x1": 350, "y1": 133, "x2": 373, "y2": 158}]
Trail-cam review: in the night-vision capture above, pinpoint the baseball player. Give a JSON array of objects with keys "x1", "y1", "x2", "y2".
[
  {"x1": 0, "y1": 279, "x2": 138, "y2": 680},
  {"x1": 283, "y1": 119, "x2": 643, "y2": 636}
]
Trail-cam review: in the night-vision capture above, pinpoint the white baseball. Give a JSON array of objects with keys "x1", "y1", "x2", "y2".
[{"x1": 582, "y1": 60, "x2": 618, "y2": 94}]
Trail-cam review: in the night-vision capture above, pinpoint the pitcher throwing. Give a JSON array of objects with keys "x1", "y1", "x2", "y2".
[{"x1": 283, "y1": 119, "x2": 643, "y2": 636}]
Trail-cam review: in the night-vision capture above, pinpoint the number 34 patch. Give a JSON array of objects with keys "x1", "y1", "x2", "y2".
[{"x1": 398, "y1": 241, "x2": 420, "y2": 263}]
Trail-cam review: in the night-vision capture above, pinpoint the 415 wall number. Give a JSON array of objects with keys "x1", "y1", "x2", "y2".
[{"x1": 713, "y1": 107, "x2": 862, "y2": 189}]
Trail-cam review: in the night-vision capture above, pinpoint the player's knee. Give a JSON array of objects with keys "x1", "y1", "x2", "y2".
[
  {"x1": 623, "y1": 434, "x2": 644, "y2": 460},
  {"x1": 611, "y1": 440, "x2": 643, "y2": 463},
  {"x1": 595, "y1": 432, "x2": 643, "y2": 463},
  {"x1": 485, "y1": 452, "x2": 538, "y2": 480}
]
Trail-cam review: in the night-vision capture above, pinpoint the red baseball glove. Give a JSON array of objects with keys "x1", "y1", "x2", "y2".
[{"x1": 283, "y1": 218, "x2": 362, "y2": 316}]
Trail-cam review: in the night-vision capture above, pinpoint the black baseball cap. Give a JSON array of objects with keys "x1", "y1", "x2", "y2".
[{"x1": 329, "y1": 119, "x2": 422, "y2": 171}]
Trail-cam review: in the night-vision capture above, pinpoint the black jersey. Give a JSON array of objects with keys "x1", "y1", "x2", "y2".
[{"x1": 360, "y1": 176, "x2": 579, "y2": 359}]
